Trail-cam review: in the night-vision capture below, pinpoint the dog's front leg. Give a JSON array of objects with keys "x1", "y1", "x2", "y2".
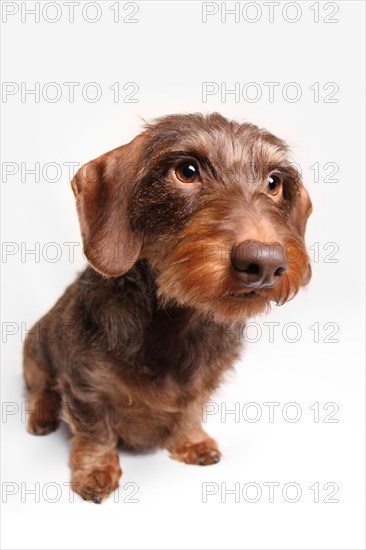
[
  {"x1": 70, "y1": 435, "x2": 122, "y2": 503},
  {"x1": 166, "y1": 408, "x2": 221, "y2": 466}
]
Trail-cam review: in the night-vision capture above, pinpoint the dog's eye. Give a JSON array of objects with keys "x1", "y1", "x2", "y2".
[
  {"x1": 267, "y1": 174, "x2": 282, "y2": 196},
  {"x1": 175, "y1": 162, "x2": 200, "y2": 183}
]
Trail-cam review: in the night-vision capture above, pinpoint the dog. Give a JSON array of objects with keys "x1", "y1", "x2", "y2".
[{"x1": 23, "y1": 113, "x2": 312, "y2": 502}]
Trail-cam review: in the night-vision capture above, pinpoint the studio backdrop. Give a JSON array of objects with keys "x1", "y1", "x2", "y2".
[{"x1": 1, "y1": 1, "x2": 365, "y2": 550}]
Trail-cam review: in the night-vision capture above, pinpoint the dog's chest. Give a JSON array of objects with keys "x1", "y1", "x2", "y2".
[{"x1": 139, "y1": 305, "x2": 242, "y2": 389}]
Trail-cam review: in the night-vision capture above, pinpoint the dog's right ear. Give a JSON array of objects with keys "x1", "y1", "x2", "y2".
[
  {"x1": 291, "y1": 185, "x2": 313, "y2": 239},
  {"x1": 71, "y1": 134, "x2": 145, "y2": 277}
]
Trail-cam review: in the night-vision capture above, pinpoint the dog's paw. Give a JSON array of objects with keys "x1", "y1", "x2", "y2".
[
  {"x1": 27, "y1": 412, "x2": 59, "y2": 436},
  {"x1": 72, "y1": 466, "x2": 122, "y2": 503},
  {"x1": 26, "y1": 390, "x2": 61, "y2": 436},
  {"x1": 170, "y1": 438, "x2": 221, "y2": 466}
]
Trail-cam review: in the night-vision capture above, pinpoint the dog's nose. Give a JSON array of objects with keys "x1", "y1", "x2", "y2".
[{"x1": 231, "y1": 240, "x2": 288, "y2": 289}]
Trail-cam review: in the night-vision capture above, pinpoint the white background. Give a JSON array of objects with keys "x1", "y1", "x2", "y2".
[{"x1": 1, "y1": 1, "x2": 365, "y2": 549}]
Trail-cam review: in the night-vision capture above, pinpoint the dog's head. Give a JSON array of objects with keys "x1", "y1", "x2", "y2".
[{"x1": 72, "y1": 113, "x2": 312, "y2": 323}]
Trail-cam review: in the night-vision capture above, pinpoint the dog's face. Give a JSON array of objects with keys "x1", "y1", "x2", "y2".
[{"x1": 72, "y1": 113, "x2": 312, "y2": 323}]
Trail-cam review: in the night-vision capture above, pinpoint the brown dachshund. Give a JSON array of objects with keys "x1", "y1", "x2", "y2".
[{"x1": 23, "y1": 113, "x2": 312, "y2": 502}]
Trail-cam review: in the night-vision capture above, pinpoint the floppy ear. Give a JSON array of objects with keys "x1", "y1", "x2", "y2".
[
  {"x1": 71, "y1": 135, "x2": 145, "y2": 277},
  {"x1": 291, "y1": 185, "x2": 312, "y2": 239}
]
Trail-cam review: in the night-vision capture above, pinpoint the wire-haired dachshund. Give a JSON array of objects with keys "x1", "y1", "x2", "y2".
[{"x1": 24, "y1": 113, "x2": 312, "y2": 502}]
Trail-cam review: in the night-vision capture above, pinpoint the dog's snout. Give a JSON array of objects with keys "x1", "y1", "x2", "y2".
[{"x1": 231, "y1": 240, "x2": 288, "y2": 289}]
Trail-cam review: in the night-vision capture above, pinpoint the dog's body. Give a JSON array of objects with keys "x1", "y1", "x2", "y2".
[
  {"x1": 25, "y1": 262, "x2": 240, "y2": 450},
  {"x1": 24, "y1": 113, "x2": 312, "y2": 502}
]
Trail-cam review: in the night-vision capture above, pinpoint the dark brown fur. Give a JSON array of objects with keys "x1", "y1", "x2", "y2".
[{"x1": 23, "y1": 113, "x2": 312, "y2": 502}]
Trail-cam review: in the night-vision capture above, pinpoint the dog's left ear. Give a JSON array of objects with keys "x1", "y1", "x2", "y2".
[
  {"x1": 291, "y1": 185, "x2": 312, "y2": 239},
  {"x1": 71, "y1": 134, "x2": 146, "y2": 277}
]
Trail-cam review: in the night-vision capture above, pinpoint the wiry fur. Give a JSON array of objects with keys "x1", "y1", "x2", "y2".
[{"x1": 23, "y1": 113, "x2": 312, "y2": 502}]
